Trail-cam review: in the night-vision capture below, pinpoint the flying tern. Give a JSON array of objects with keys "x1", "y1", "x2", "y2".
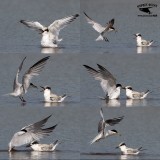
[
  {"x1": 5, "y1": 56, "x2": 50, "y2": 102},
  {"x1": 90, "y1": 108, "x2": 123, "y2": 144},
  {"x1": 83, "y1": 12, "x2": 116, "y2": 42}
]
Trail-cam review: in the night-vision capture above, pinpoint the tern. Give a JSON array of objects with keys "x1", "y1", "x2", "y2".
[
  {"x1": 134, "y1": 33, "x2": 153, "y2": 47},
  {"x1": 83, "y1": 64, "x2": 123, "y2": 99},
  {"x1": 20, "y1": 14, "x2": 79, "y2": 48},
  {"x1": 83, "y1": 12, "x2": 116, "y2": 42},
  {"x1": 116, "y1": 142, "x2": 145, "y2": 155},
  {"x1": 29, "y1": 140, "x2": 60, "y2": 152},
  {"x1": 90, "y1": 108, "x2": 123, "y2": 144},
  {"x1": 5, "y1": 56, "x2": 50, "y2": 102},
  {"x1": 8, "y1": 115, "x2": 57, "y2": 152},
  {"x1": 124, "y1": 86, "x2": 150, "y2": 99},
  {"x1": 40, "y1": 86, "x2": 67, "y2": 102}
]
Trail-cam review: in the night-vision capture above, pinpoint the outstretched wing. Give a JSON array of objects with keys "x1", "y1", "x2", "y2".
[
  {"x1": 13, "y1": 57, "x2": 26, "y2": 91},
  {"x1": 20, "y1": 20, "x2": 46, "y2": 33},
  {"x1": 48, "y1": 14, "x2": 79, "y2": 36},
  {"x1": 9, "y1": 115, "x2": 58, "y2": 148},
  {"x1": 98, "y1": 108, "x2": 105, "y2": 133},
  {"x1": 97, "y1": 64, "x2": 117, "y2": 94},
  {"x1": 102, "y1": 19, "x2": 115, "y2": 34},
  {"x1": 83, "y1": 12, "x2": 104, "y2": 33},
  {"x1": 22, "y1": 56, "x2": 50, "y2": 93},
  {"x1": 83, "y1": 64, "x2": 117, "y2": 94},
  {"x1": 105, "y1": 116, "x2": 124, "y2": 126}
]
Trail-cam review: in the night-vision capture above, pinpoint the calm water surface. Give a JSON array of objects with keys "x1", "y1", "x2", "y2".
[{"x1": 0, "y1": 0, "x2": 160, "y2": 159}]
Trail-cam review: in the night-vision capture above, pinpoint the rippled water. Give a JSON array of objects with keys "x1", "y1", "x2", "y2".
[{"x1": 0, "y1": 0, "x2": 160, "y2": 159}]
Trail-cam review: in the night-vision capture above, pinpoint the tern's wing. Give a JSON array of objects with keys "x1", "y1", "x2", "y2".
[
  {"x1": 106, "y1": 19, "x2": 114, "y2": 28},
  {"x1": 22, "y1": 56, "x2": 50, "y2": 93},
  {"x1": 100, "y1": 108, "x2": 104, "y2": 120},
  {"x1": 83, "y1": 64, "x2": 116, "y2": 94},
  {"x1": 98, "y1": 108, "x2": 106, "y2": 133},
  {"x1": 20, "y1": 20, "x2": 46, "y2": 33},
  {"x1": 83, "y1": 12, "x2": 104, "y2": 33},
  {"x1": 102, "y1": 19, "x2": 115, "y2": 34},
  {"x1": 24, "y1": 114, "x2": 52, "y2": 129},
  {"x1": 9, "y1": 115, "x2": 57, "y2": 147},
  {"x1": 48, "y1": 14, "x2": 79, "y2": 36},
  {"x1": 132, "y1": 90, "x2": 142, "y2": 99},
  {"x1": 97, "y1": 64, "x2": 117, "y2": 94},
  {"x1": 10, "y1": 125, "x2": 57, "y2": 147},
  {"x1": 13, "y1": 57, "x2": 26, "y2": 91},
  {"x1": 126, "y1": 147, "x2": 139, "y2": 154},
  {"x1": 105, "y1": 116, "x2": 124, "y2": 126},
  {"x1": 141, "y1": 39, "x2": 150, "y2": 45}
]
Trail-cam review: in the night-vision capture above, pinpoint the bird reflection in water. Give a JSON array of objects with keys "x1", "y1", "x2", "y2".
[
  {"x1": 137, "y1": 46, "x2": 152, "y2": 54},
  {"x1": 41, "y1": 47, "x2": 63, "y2": 54},
  {"x1": 119, "y1": 154, "x2": 140, "y2": 160},
  {"x1": 126, "y1": 99, "x2": 147, "y2": 107},
  {"x1": 103, "y1": 99, "x2": 121, "y2": 107},
  {"x1": 44, "y1": 102, "x2": 65, "y2": 107},
  {"x1": 9, "y1": 150, "x2": 57, "y2": 160}
]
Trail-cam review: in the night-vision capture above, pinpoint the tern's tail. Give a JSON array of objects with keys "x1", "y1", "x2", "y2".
[
  {"x1": 96, "y1": 35, "x2": 103, "y2": 41},
  {"x1": 144, "y1": 90, "x2": 150, "y2": 96},
  {"x1": 3, "y1": 93, "x2": 12, "y2": 96},
  {"x1": 149, "y1": 40, "x2": 154, "y2": 46},
  {"x1": 59, "y1": 94, "x2": 67, "y2": 102},
  {"x1": 138, "y1": 147, "x2": 146, "y2": 151},
  {"x1": 51, "y1": 140, "x2": 59, "y2": 151}
]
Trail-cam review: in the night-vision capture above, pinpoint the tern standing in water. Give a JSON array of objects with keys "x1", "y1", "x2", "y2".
[
  {"x1": 134, "y1": 33, "x2": 154, "y2": 47},
  {"x1": 20, "y1": 14, "x2": 79, "y2": 48},
  {"x1": 83, "y1": 64, "x2": 123, "y2": 100},
  {"x1": 40, "y1": 86, "x2": 67, "y2": 102},
  {"x1": 28, "y1": 140, "x2": 60, "y2": 152},
  {"x1": 116, "y1": 142, "x2": 145, "y2": 155},
  {"x1": 124, "y1": 86, "x2": 150, "y2": 99},
  {"x1": 8, "y1": 115, "x2": 57, "y2": 152}
]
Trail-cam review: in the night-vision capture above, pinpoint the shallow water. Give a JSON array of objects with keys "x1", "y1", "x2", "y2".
[{"x1": 0, "y1": 0, "x2": 160, "y2": 159}]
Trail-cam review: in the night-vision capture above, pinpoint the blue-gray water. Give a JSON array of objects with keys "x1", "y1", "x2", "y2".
[{"x1": 0, "y1": 0, "x2": 160, "y2": 159}]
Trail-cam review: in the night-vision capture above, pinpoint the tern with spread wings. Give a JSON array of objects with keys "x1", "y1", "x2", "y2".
[
  {"x1": 20, "y1": 14, "x2": 79, "y2": 48},
  {"x1": 83, "y1": 64, "x2": 123, "y2": 100},
  {"x1": 5, "y1": 56, "x2": 50, "y2": 102},
  {"x1": 9, "y1": 115, "x2": 57, "y2": 152},
  {"x1": 83, "y1": 12, "x2": 116, "y2": 42},
  {"x1": 90, "y1": 108, "x2": 123, "y2": 144}
]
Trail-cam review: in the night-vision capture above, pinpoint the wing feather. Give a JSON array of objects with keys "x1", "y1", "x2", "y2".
[
  {"x1": 83, "y1": 64, "x2": 117, "y2": 94},
  {"x1": 9, "y1": 115, "x2": 57, "y2": 148},
  {"x1": 48, "y1": 14, "x2": 79, "y2": 36},
  {"x1": 20, "y1": 20, "x2": 45, "y2": 33},
  {"x1": 83, "y1": 12, "x2": 104, "y2": 33},
  {"x1": 22, "y1": 56, "x2": 50, "y2": 93},
  {"x1": 13, "y1": 57, "x2": 26, "y2": 90}
]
